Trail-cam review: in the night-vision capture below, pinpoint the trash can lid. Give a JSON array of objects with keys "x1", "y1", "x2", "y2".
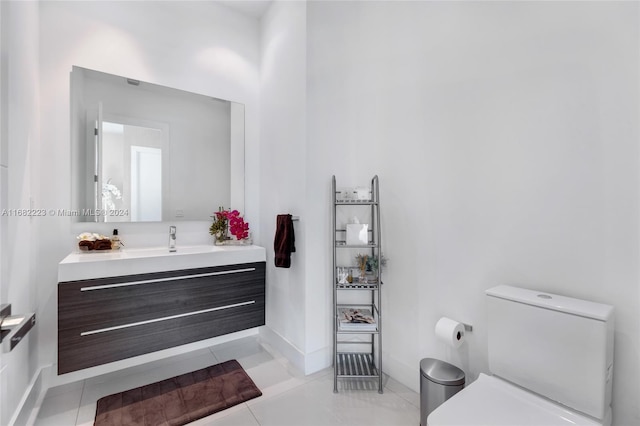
[{"x1": 420, "y1": 358, "x2": 465, "y2": 386}]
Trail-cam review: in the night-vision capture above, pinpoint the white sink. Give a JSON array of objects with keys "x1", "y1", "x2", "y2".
[
  {"x1": 125, "y1": 245, "x2": 225, "y2": 256},
  {"x1": 59, "y1": 245, "x2": 266, "y2": 282},
  {"x1": 114, "y1": 245, "x2": 231, "y2": 258}
]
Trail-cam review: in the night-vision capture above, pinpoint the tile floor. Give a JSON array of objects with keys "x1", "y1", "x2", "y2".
[{"x1": 34, "y1": 336, "x2": 420, "y2": 425}]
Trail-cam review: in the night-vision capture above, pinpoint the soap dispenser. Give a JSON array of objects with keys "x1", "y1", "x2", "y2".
[{"x1": 111, "y1": 229, "x2": 123, "y2": 250}]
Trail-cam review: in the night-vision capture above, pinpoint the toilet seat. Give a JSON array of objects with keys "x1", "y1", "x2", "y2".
[{"x1": 427, "y1": 373, "x2": 603, "y2": 426}]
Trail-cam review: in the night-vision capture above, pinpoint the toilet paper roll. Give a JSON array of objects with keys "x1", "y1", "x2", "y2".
[{"x1": 435, "y1": 317, "x2": 465, "y2": 348}]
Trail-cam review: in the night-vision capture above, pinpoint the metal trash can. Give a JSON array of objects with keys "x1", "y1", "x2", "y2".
[{"x1": 420, "y1": 358, "x2": 465, "y2": 426}]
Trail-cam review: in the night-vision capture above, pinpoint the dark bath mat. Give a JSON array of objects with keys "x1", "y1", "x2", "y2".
[{"x1": 94, "y1": 359, "x2": 261, "y2": 426}]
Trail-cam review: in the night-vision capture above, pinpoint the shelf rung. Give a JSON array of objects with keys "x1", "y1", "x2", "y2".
[
  {"x1": 335, "y1": 242, "x2": 378, "y2": 248},
  {"x1": 335, "y1": 353, "x2": 378, "y2": 377},
  {"x1": 336, "y1": 284, "x2": 380, "y2": 290},
  {"x1": 336, "y1": 374, "x2": 381, "y2": 379},
  {"x1": 336, "y1": 303, "x2": 376, "y2": 309},
  {"x1": 335, "y1": 201, "x2": 378, "y2": 205}
]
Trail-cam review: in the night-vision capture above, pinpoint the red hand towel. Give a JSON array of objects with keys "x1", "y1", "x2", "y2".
[{"x1": 274, "y1": 214, "x2": 296, "y2": 268}]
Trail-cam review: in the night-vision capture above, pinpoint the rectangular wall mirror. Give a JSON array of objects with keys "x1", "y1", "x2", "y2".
[{"x1": 70, "y1": 66, "x2": 245, "y2": 222}]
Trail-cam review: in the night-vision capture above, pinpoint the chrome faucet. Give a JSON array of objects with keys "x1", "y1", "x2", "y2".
[{"x1": 169, "y1": 226, "x2": 177, "y2": 252}]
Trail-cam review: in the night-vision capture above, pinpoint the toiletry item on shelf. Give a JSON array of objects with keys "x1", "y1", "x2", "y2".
[
  {"x1": 77, "y1": 232, "x2": 112, "y2": 251},
  {"x1": 337, "y1": 187, "x2": 354, "y2": 201},
  {"x1": 346, "y1": 216, "x2": 369, "y2": 245},
  {"x1": 354, "y1": 186, "x2": 371, "y2": 201},
  {"x1": 169, "y1": 226, "x2": 177, "y2": 252},
  {"x1": 111, "y1": 229, "x2": 123, "y2": 250},
  {"x1": 337, "y1": 267, "x2": 348, "y2": 284}
]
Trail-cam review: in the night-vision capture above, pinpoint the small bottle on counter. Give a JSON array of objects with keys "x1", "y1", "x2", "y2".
[{"x1": 111, "y1": 229, "x2": 123, "y2": 250}]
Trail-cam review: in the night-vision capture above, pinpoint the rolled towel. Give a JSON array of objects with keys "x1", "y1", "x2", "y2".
[
  {"x1": 78, "y1": 240, "x2": 95, "y2": 251},
  {"x1": 93, "y1": 239, "x2": 113, "y2": 250}
]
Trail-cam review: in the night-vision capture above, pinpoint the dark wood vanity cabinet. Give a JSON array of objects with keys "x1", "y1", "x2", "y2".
[{"x1": 58, "y1": 262, "x2": 265, "y2": 374}]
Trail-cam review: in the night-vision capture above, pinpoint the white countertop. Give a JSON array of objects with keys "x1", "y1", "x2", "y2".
[{"x1": 58, "y1": 245, "x2": 266, "y2": 282}]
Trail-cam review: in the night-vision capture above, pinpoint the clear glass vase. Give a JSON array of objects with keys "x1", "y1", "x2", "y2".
[{"x1": 359, "y1": 268, "x2": 367, "y2": 283}]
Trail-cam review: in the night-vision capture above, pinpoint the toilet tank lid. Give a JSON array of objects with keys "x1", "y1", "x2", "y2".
[{"x1": 486, "y1": 285, "x2": 613, "y2": 322}]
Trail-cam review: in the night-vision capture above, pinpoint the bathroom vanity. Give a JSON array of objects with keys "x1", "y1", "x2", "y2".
[{"x1": 57, "y1": 245, "x2": 265, "y2": 374}]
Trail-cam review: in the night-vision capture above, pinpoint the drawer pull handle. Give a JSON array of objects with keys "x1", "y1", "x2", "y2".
[
  {"x1": 80, "y1": 268, "x2": 256, "y2": 292},
  {"x1": 80, "y1": 300, "x2": 256, "y2": 336}
]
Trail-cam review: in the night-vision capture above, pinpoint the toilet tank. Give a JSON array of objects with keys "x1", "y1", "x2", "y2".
[{"x1": 486, "y1": 285, "x2": 614, "y2": 421}]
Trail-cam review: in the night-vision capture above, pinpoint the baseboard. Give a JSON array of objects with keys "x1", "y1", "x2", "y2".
[
  {"x1": 10, "y1": 365, "x2": 48, "y2": 426},
  {"x1": 259, "y1": 326, "x2": 306, "y2": 372},
  {"x1": 383, "y1": 352, "x2": 420, "y2": 392},
  {"x1": 302, "y1": 344, "x2": 332, "y2": 375},
  {"x1": 259, "y1": 326, "x2": 332, "y2": 375}
]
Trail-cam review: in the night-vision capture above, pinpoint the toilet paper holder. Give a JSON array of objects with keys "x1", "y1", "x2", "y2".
[{"x1": 435, "y1": 318, "x2": 473, "y2": 349}]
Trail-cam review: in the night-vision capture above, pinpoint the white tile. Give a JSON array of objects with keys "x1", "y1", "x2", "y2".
[
  {"x1": 210, "y1": 336, "x2": 275, "y2": 370},
  {"x1": 384, "y1": 375, "x2": 420, "y2": 408},
  {"x1": 214, "y1": 338, "x2": 332, "y2": 401},
  {"x1": 250, "y1": 373, "x2": 420, "y2": 426},
  {"x1": 331, "y1": 387, "x2": 420, "y2": 425},
  {"x1": 83, "y1": 346, "x2": 216, "y2": 386},
  {"x1": 44, "y1": 380, "x2": 85, "y2": 399},
  {"x1": 331, "y1": 375, "x2": 420, "y2": 426},
  {"x1": 33, "y1": 386, "x2": 83, "y2": 426},
  {"x1": 249, "y1": 379, "x2": 341, "y2": 426},
  {"x1": 246, "y1": 363, "x2": 333, "y2": 407},
  {"x1": 190, "y1": 404, "x2": 259, "y2": 426},
  {"x1": 244, "y1": 359, "x2": 308, "y2": 401},
  {"x1": 142, "y1": 349, "x2": 220, "y2": 382}
]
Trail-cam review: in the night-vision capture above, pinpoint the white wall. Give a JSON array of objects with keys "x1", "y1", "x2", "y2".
[
  {"x1": 259, "y1": 0, "x2": 310, "y2": 371},
  {"x1": 306, "y1": 1, "x2": 639, "y2": 424},
  {"x1": 36, "y1": 0, "x2": 261, "y2": 379},
  {"x1": 0, "y1": 1, "x2": 40, "y2": 424},
  {"x1": 3, "y1": 1, "x2": 638, "y2": 424}
]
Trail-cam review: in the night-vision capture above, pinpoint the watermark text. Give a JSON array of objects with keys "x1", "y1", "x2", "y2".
[{"x1": 1, "y1": 208, "x2": 129, "y2": 217}]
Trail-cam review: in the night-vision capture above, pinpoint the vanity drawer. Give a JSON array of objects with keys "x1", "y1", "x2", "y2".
[{"x1": 58, "y1": 262, "x2": 265, "y2": 374}]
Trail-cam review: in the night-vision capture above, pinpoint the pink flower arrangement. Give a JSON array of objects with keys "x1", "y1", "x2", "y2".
[
  {"x1": 227, "y1": 210, "x2": 250, "y2": 240},
  {"x1": 210, "y1": 207, "x2": 250, "y2": 241}
]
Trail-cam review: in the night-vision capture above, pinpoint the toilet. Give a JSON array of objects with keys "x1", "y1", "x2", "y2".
[{"x1": 428, "y1": 285, "x2": 614, "y2": 426}]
